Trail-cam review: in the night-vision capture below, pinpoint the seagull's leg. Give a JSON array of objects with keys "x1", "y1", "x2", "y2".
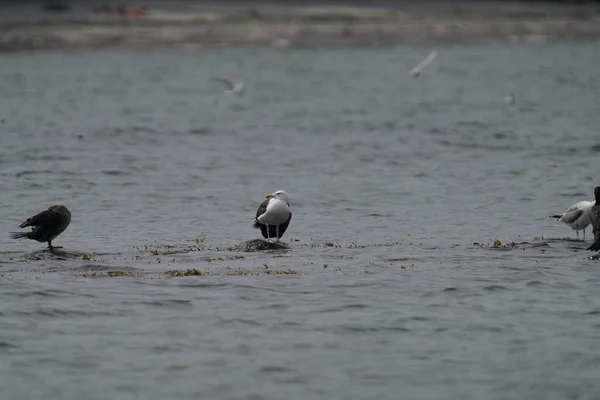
[
  {"x1": 577, "y1": 230, "x2": 580, "y2": 240},
  {"x1": 265, "y1": 224, "x2": 271, "y2": 242},
  {"x1": 275, "y1": 225, "x2": 280, "y2": 243},
  {"x1": 584, "y1": 228, "x2": 586, "y2": 241}
]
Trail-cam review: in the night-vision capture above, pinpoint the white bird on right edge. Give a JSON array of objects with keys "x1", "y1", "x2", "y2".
[
  {"x1": 409, "y1": 50, "x2": 437, "y2": 78},
  {"x1": 550, "y1": 200, "x2": 595, "y2": 240},
  {"x1": 586, "y1": 187, "x2": 600, "y2": 252},
  {"x1": 210, "y1": 77, "x2": 245, "y2": 95}
]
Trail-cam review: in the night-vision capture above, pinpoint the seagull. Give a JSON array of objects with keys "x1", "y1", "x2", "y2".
[
  {"x1": 586, "y1": 187, "x2": 600, "y2": 251},
  {"x1": 210, "y1": 77, "x2": 245, "y2": 95},
  {"x1": 503, "y1": 93, "x2": 515, "y2": 106},
  {"x1": 409, "y1": 50, "x2": 437, "y2": 78},
  {"x1": 253, "y1": 190, "x2": 292, "y2": 243},
  {"x1": 10, "y1": 204, "x2": 72, "y2": 250},
  {"x1": 550, "y1": 200, "x2": 594, "y2": 240}
]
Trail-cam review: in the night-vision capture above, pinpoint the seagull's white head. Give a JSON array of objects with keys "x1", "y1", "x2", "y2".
[{"x1": 265, "y1": 190, "x2": 289, "y2": 203}]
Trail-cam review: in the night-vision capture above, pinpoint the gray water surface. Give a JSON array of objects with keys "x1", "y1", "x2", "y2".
[{"x1": 1, "y1": 43, "x2": 600, "y2": 400}]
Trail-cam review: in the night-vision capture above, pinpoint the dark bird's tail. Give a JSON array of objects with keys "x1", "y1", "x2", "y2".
[
  {"x1": 252, "y1": 219, "x2": 261, "y2": 229},
  {"x1": 10, "y1": 232, "x2": 30, "y2": 240},
  {"x1": 549, "y1": 215, "x2": 562, "y2": 219},
  {"x1": 587, "y1": 241, "x2": 600, "y2": 252}
]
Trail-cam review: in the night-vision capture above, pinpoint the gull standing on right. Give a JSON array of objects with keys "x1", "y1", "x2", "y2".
[
  {"x1": 550, "y1": 200, "x2": 594, "y2": 240},
  {"x1": 586, "y1": 187, "x2": 600, "y2": 251}
]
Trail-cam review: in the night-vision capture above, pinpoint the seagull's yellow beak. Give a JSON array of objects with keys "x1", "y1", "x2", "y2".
[{"x1": 265, "y1": 193, "x2": 273, "y2": 199}]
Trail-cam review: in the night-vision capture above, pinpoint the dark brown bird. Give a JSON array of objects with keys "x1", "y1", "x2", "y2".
[
  {"x1": 10, "y1": 204, "x2": 71, "y2": 250},
  {"x1": 587, "y1": 187, "x2": 600, "y2": 252}
]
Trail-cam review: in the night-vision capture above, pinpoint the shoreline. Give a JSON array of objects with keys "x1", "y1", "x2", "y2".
[{"x1": 1, "y1": 10, "x2": 600, "y2": 52}]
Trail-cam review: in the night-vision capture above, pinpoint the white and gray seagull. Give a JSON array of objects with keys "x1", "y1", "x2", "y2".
[
  {"x1": 503, "y1": 93, "x2": 515, "y2": 106},
  {"x1": 550, "y1": 200, "x2": 595, "y2": 240},
  {"x1": 409, "y1": 50, "x2": 437, "y2": 78},
  {"x1": 210, "y1": 77, "x2": 245, "y2": 95},
  {"x1": 253, "y1": 190, "x2": 292, "y2": 243}
]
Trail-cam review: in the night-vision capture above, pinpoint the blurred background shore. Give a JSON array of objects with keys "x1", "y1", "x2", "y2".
[{"x1": 1, "y1": 0, "x2": 600, "y2": 51}]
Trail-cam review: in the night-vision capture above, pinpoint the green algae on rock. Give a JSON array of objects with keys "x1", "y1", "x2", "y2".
[
  {"x1": 107, "y1": 271, "x2": 134, "y2": 277},
  {"x1": 166, "y1": 268, "x2": 202, "y2": 277},
  {"x1": 231, "y1": 239, "x2": 290, "y2": 252}
]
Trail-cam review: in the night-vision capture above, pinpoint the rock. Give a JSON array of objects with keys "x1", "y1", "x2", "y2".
[
  {"x1": 233, "y1": 239, "x2": 289, "y2": 252},
  {"x1": 24, "y1": 248, "x2": 84, "y2": 260}
]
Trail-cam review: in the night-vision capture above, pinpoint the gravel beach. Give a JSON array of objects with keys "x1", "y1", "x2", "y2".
[{"x1": 1, "y1": 0, "x2": 600, "y2": 51}]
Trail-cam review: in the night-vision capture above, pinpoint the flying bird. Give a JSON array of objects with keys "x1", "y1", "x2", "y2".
[
  {"x1": 253, "y1": 190, "x2": 292, "y2": 243},
  {"x1": 409, "y1": 50, "x2": 437, "y2": 78},
  {"x1": 10, "y1": 204, "x2": 71, "y2": 250},
  {"x1": 210, "y1": 77, "x2": 245, "y2": 95},
  {"x1": 550, "y1": 200, "x2": 594, "y2": 240}
]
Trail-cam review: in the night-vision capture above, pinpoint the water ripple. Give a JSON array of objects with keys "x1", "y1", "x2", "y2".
[{"x1": 1, "y1": 43, "x2": 600, "y2": 400}]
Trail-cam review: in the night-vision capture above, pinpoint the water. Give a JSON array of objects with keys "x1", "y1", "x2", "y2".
[{"x1": 1, "y1": 42, "x2": 600, "y2": 400}]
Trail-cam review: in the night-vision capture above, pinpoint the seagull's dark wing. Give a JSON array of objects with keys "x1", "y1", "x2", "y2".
[
  {"x1": 253, "y1": 199, "x2": 271, "y2": 238},
  {"x1": 255, "y1": 199, "x2": 270, "y2": 220},
  {"x1": 559, "y1": 208, "x2": 584, "y2": 224},
  {"x1": 274, "y1": 211, "x2": 292, "y2": 239}
]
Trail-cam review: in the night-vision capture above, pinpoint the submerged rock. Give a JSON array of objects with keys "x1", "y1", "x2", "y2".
[
  {"x1": 23, "y1": 248, "x2": 84, "y2": 260},
  {"x1": 233, "y1": 239, "x2": 290, "y2": 252}
]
